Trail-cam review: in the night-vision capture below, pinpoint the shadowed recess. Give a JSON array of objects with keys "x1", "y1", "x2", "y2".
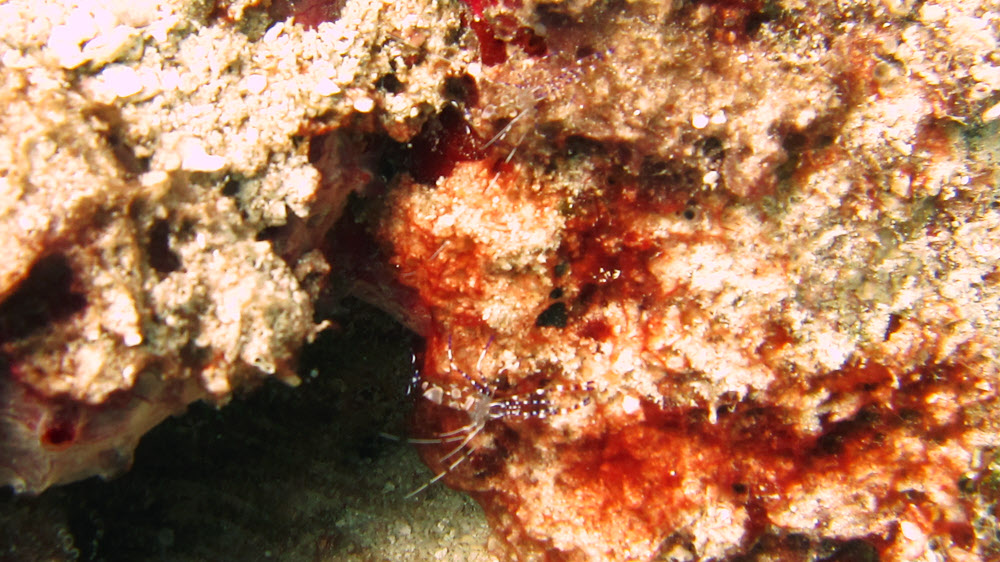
[{"x1": 0, "y1": 254, "x2": 87, "y2": 343}]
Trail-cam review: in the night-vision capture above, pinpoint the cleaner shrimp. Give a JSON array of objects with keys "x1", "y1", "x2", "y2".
[{"x1": 385, "y1": 335, "x2": 595, "y2": 498}]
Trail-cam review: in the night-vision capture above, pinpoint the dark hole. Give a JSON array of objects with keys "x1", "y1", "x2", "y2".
[
  {"x1": 179, "y1": 339, "x2": 210, "y2": 369},
  {"x1": 898, "y1": 488, "x2": 927, "y2": 502},
  {"x1": 731, "y1": 482, "x2": 748, "y2": 494},
  {"x1": 815, "y1": 428, "x2": 844, "y2": 456},
  {"x1": 884, "y1": 313, "x2": 902, "y2": 341},
  {"x1": 308, "y1": 131, "x2": 331, "y2": 165},
  {"x1": 898, "y1": 408, "x2": 921, "y2": 424},
  {"x1": 471, "y1": 438, "x2": 509, "y2": 479},
  {"x1": 443, "y1": 74, "x2": 480, "y2": 106},
  {"x1": 575, "y1": 45, "x2": 596, "y2": 60},
  {"x1": 106, "y1": 133, "x2": 149, "y2": 178},
  {"x1": 512, "y1": 26, "x2": 547, "y2": 57},
  {"x1": 148, "y1": 219, "x2": 182, "y2": 274},
  {"x1": 697, "y1": 136, "x2": 725, "y2": 161},
  {"x1": 782, "y1": 131, "x2": 809, "y2": 152},
  {"x1": 405, "y1": 104, "x2": 485, "y2": 185},
  {"x1": 783, "y1": 533, "x2": 813, "y2": 552},
  {"x1": 683, "y1": 208, "x2": 696, "y2": 220},
  {"x1": 256, "y1": 224, "x2": 287, "y2": 245},
  {"x1": 743, "y1": 10, "x2": 771, "y2": 37},
  {"x1": 0, "y1": 253, "x2": 87, "y2": 343},
  {"x1": 957, "y1": 475, "x2": 976, "y2": 494},
  {"x1": 857, "y1": 406, "x2": 880, "y2": 426},
  {"x1": 374, "y1": 138, "x2": 409, "y2": 184},
  {"x1": 221, "y1": 178, "x2": 241, "y2": 197},
  {"x1": 42, "y1": 418, "x2": 77, "y2": 446},
  {"x1": 818, "y1": 538, "x2": 880, "y2": 562},
  {"x1": 563, "y1": 135, "x2": 604, "y2": 157},
  {"x1": 375, "y1": 73, "x2": 404, "y2": 94},
  {"x1": 535, "y1": 302, "x2": 568, "y2": 329},
  {"x1": 639, "y1": 158, "x2": 702, "y2": 199},
  {"x1": 535, "y1": 2, "x2": 574, "y2": 28},
  {"x1": 549, "y1": 287, "x2": 564, "y2": 299},
  {"x1": 445, "y1": 25, "x2": 465, "y2": 45}
]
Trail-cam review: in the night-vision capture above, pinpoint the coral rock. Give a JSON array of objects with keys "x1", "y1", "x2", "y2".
[
  {"x1": 0, "y1": 0, "x2": 454, "y2": 493},
  {"x1": 4, "y1": 0, "x2": 1000, "y2": 560},
  {"x1": 376, "y1": 0, "x2": 1000, "y2": 560}
]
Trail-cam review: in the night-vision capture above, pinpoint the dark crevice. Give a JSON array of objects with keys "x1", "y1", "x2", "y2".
[
  {"x1": 51, "y1": 298, "x2": 416, "y2": 560},
  {"x1": 375, "y1": 73, "x2": 404, "y2": 94},
  {"x1": 817, "y1": 538, "x2": 881, "y2": 562},
  {"x1": 221, "y1": 178, "x2": 241, "y2": 197},
  {"x1": 401, "y1": 104, "x2": 486, "y2": 185},
  {"x1": 86, "y1": 104, "x2": 150, "y2": 179},
  {"x1": 443, "y1": 74, "x2": 480, "y2": 106},
  {"x1": 147, "y1": 219, "x2": 182, "y2": 274},
  {"x1": 0, "y1": 254, "x2": 87, "y2": 343},
  {"x1": 535, "y1": 301, "x2": 568, "y2": 329}
]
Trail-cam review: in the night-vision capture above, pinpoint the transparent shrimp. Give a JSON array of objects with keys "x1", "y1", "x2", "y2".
[{"x1": 386, "y1": 336, "x2": 594, "y2": 498}]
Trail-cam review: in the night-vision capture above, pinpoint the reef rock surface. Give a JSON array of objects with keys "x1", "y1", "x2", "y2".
[
  {"x1": 377, "y1": 1, "x2": 1000, "y2": 561},
  {"x1": 0, "y1": 0, "x2": 451, "y2": 493},
  {"x1": 2, "y1": 0, "x2": 1000, "y2": 561}
]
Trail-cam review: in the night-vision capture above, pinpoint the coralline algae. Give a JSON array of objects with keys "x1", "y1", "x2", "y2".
[{"x1": 2, "y1": 0, "x2": 1000, "y2": 560}]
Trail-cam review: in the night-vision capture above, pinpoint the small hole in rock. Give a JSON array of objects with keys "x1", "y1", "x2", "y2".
[
  {"x1": 221, "y1": 178, "x2": 241, "y2": 197},
  {"x1": 0, "y1": 254, "x2": 87, "y2": 342},
  {"x1": 443, "y1": 74, "x2": 479, "y2": 106},
  {"x1": 375, "y1": 73, "x2": 404, "y2": 94},
  {"x1": 535, "y1": 301, "x2": 568, "y2": 329},
  {"x1": 148, "y1": 219, "x2": 182, "y2": 274}
]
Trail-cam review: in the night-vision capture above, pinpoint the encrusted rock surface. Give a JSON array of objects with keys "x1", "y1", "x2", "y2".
[
  {"x1": 0, "y1": 0, "x2": 458, "y2": 493},
  {"x1": 2, "y1": 0, "x2": 1000, "y2": 560},
  {"x1": 377, "y1": 0, "x2": 1000, "y2": 560}
]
